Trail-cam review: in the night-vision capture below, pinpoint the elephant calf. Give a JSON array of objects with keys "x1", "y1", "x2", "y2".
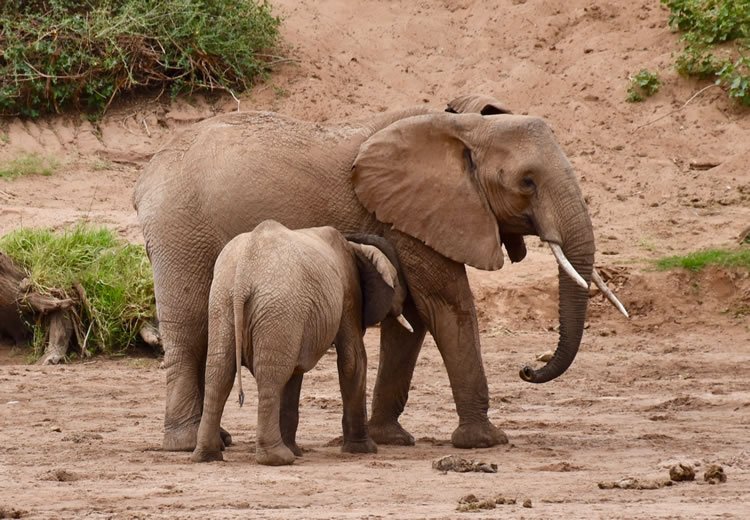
[{"x1": 191, "y1": 220, "x2": 411, "y2": 465}]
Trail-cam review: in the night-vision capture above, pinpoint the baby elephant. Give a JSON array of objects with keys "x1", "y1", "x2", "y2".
[{"x1": 191, "y1": 220, "x2": 412, "y2": 465}]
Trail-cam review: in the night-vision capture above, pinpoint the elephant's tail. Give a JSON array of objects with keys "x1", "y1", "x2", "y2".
[{"x1": 233, "y1": 290, "x2": 246, "y2": 407}]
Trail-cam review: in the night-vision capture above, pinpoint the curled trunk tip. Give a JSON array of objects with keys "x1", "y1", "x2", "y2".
[{"x1": 519, "y1": 365, "x2": 537, "y2": 383}]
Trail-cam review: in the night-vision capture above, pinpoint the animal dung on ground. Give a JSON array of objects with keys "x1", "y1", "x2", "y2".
[
  {"x1": 598, "y1": 477, "x2": 673, "y2": 490},
  {"x1": 432, "y1": 454, "x2": 497, "y2": 473},
  {"x1": 703, "y1": 464, "x2": 727, "y2": 484},
  {"x1": 456, "y1": 494, "x2": 518, "y2": 512},
  {"x1": 456, "y1": 494, "x2": 496, "y2": 512},
  {"x1": 669, "y1": 463, "x2": 695, "y2": 482}
]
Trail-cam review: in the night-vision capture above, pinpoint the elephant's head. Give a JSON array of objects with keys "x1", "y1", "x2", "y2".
[
  {"x1": 346, "y1": 234, "x2": 412, "y2": 333},
  {"x1": 352, "y1": 97, "x2": 618, "y2": 383}
]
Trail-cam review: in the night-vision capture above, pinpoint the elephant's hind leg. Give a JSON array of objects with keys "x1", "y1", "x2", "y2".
[
  {"x1": 191, "y1": 310, "x2": 236, "y2": 463},
  {"x1": 147, "y1": 220, "x2": 220, "y2": 452},
  {"x1": 254, "y1": 356, "x2": 296, "y2": 466}
]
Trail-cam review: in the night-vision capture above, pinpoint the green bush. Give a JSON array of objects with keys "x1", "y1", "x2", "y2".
[
  {"x1": 0, "y1": 224, "x2": 155, "y2": 357},
  {"x1": 0, "y1": 0, "x2": 280, "y2": 117},
  {"x1": 662, "y1": 0, "x2": 750, "y2": 105},
  {"x1": 627, "y1": 69, "x2": 662, "y2": 102}
]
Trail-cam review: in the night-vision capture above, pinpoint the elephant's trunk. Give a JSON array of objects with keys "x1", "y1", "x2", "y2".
[{"x1": 520, "y1": 177, "x2": 595, "y2": 383}]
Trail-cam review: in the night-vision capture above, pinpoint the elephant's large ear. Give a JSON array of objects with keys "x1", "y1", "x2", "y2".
[
  {"x1": 352, "y1": 113, "x2": 504, "y2": 270},
  {"x1": 445, "y1": 94, "x2": 512, "y2": 115},
  {"x1": 349, "y1": 243, "x2": 397, "y2": 328}
]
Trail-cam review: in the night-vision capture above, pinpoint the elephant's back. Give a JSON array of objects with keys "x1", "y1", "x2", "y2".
[
  {"x1": 135, "y1": 111, "x2": 378, "y2": 243},
  {"x1": 243, "y1": 225, "x2": 346, "y2": 363}
]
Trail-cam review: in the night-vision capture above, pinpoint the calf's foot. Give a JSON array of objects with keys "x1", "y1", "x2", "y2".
[
  {"x1": 256, "y1": 443, "x2": 296, "y2": 466},
  {"x1": 368, "y1": 420, "x2": 415, "y2": 446}
]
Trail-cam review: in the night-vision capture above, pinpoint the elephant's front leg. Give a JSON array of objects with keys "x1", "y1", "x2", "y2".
[
  {"x1": 368, "y1": 296, "x2": 426, "y2": 446},
  {"x1": 335, "y1": 327, "x2": 377, "y2": 454},
  {"x1": 376, "y1": 234, "x2": 508, "y2": 449},
  {"x1": 280, "y1": 372, "x2": 304, "y2": 457}
]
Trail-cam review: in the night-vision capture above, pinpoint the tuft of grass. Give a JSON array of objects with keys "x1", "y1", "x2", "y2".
[
  {"x1": 662, "y1": 0, "x2": 750, "y2": 106},
  {"x1": 627, "y1": 69, "x2": 662, "y2": 102},
  {"x1": 91, "y1": 158, "x2": 113, "y2": 171},
  {"x1": 0, "y1": 154, "x2": 59, "y2": 179},
  {"x1": 0, "y1": 0, "x2": 281, "y2": 118},
  {"x1": 656, "y1": 248, "x2": 750, "y2": 271},
  {"x1": 0, "y1": 224, "x2": 155, "y2": 357}
]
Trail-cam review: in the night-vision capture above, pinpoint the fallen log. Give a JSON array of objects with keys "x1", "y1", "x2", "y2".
[
  {"x1": 0, "y1": 252, "x2": 76, "y2": 364},
  {"x1": 0, "y1": 252, "x2": 160, "y2": 363}
]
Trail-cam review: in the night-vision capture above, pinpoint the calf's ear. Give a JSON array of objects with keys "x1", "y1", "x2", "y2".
[{"x1": 348, "y1": 242, "x2": 397, "y2": 328}]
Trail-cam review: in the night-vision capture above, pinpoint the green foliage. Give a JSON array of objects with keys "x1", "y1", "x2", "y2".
[
  {"x1": 627, "y1": 69, "x2": 662, "y2": 102},
  {"x1": 0, "y1": 153, "x2": 59, "y2": 178},
  {"x1": 0, "y1": 0, "x2": 280, "y2": 117},
  {"x1": 0, "y1": 224, "x2": 155, "y2": 356},
  {"x1": 662, "y1": 0, "x2": 750, "y2": 105},
  {"x1": 656, "y1": 248, "x2": 750, "y2": 271}
]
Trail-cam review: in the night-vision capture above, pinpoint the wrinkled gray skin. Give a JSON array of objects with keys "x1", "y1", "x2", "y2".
[
  {"x1": 133, "y1": 94, "x2": 595, "y2": 452},
  {"x1": 191, "y1": 221, "x2": 406, "y2": 465}
]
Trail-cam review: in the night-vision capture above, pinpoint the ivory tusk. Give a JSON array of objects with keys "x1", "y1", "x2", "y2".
[
  {"x1": 548, "y1": 243, "x2": 589, "y2": 290},
  {"x1": 591, "y1": 268, "x2": 629, "y2": 318},
  {"x1": 396, "y1": 314, "x2": 414, "y2": 333}
]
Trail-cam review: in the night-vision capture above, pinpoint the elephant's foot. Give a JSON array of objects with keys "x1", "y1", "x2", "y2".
[
  {"x1": 451, "y1": 420, "x2": 508, "y2": 449},
  {"x1": 342, "y1": 437, "x2": 378, "y2": 454},
  {"x1": 285, "y1": 441, "x2": 303, "y2": 457},
  {"x1": 190, "y1": 447, "x2": 224, "y2": 463},
  {"x1": 219, "y1": 426, "x2": 232, "y2": 447},
  {"x1": 368, "y1": 420, "x2": 415, "y2": 446},
  {"x1": 163, "y1": 422, "x2": 200, "y2": 451},
  {"x1": 256, "y1": 443, "x2": 296, "y2": 466}
]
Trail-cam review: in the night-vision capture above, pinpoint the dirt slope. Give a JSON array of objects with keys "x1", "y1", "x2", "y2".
[{"x1": 1, "y1": 1, "x2": 749, "y2": 518}]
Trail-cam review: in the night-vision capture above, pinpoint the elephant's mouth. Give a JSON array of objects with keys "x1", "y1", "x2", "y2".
[
  {"x1": 498, "y1": 215, "x2": 536, "y2": 263},
  {"x1": 499, "y1": 214, "x2": 537, "y2": 236}
]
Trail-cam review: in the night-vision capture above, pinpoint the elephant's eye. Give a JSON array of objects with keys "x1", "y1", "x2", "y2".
[{"x1": 521, "y1": 177, "x2": 536, "y2": 191}]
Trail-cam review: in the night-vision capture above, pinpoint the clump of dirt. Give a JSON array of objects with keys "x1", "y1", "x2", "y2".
[
  {"x1": 432, "y1": 455, "x2": 497, "y2": 473},
  {"x1": 39, "y1": 469, "x2": 79, "y2": 482},
  {"x1": 598, "y1": 477, "x2": 673, "y2": 490},
  {"x1": 533, "y1": 461, "x2": 584, "y2": 472},
  {"x1": 61, "y1": 432, "x2": 103, "y2": 443},
  {"x1": 646, "y1": 396, "x2": 709, "y2": 412},
  {"x1": 0, "y1": 507, "x2": 26, "y2": 519},
  {"x1": 703, "y1": 464, "x2": 727, "y2": 484},
  {"x1": 522, "y1": 498, "x2": 533, "y2": 508},
  {"x1": 669, "y1": 463, "x2": 696, "y2": 482}
]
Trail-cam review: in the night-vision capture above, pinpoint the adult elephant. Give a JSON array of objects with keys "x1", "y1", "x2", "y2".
[{"x1": 133, "y1": 94, "x2": 625, "y2": 451}]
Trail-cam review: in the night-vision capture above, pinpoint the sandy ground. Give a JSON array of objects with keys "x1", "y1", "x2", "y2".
[{"x1": 1, "y1": 0, "x2": 749, "y2": 518}]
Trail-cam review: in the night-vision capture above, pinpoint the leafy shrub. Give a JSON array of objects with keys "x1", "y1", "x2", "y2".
[
  {"x1": 0, "y1": 224, "x2": 155, "y2": 356},
  {"x1": 627, "y1": 69, "x2": 662, "y2": 102},
  {"x1": 662, "y1": 0, "x2": 750, "y2": 105},
  {"x1": 0, "y1": 0, "x2": 280, "y2": 117}
]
